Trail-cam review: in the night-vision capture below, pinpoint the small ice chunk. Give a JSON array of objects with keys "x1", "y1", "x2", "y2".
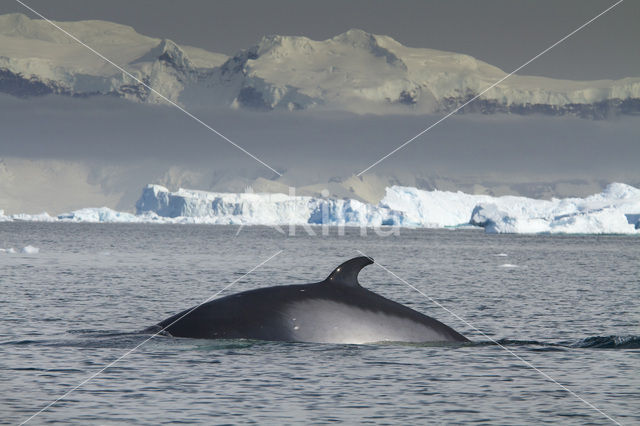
[
  {"x1": 21, "y1": 245, "x2": 39, "y2": 254},
  {"x1": 499, "y1": 264, "x2": 518, "y2": 268}
]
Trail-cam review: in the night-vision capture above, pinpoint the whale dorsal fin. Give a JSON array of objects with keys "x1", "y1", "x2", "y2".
[{"x1": 325, "y1": 256, "x2": 374, "y2": 287}]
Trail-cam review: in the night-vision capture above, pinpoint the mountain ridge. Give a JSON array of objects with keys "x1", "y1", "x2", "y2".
[{"x1": 1, "y1": 13, "x2": 639, "y2": 117}]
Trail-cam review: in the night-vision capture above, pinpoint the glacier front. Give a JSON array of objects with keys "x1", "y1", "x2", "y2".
[
  {"x1": 135, "y1": 185, "x2": 404, "y2": 227},
  {"x1": 1, "y1": 183, "x2": 639, "y2": 234},
  {"x1": 383, "y1": 183, "x2": 640, "y2": 233}
]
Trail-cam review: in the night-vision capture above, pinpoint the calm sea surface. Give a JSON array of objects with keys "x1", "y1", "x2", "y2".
[{"x1": 1, "y1": 223, "x2": 638, "y2": 424}]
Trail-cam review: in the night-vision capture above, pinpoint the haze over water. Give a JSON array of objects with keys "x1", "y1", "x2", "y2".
[{"x1": 1, "y1": 223, "x2": 638, "y2": 424}]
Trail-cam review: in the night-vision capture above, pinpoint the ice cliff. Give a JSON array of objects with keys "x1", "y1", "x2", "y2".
[{"x1": 2, "y1": 183, "x2": 639, "y2": 234}]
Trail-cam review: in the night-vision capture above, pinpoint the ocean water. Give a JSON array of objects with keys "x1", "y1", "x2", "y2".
[{"x1": 1, "y1": 222, "x2": 638, "y2": 424}]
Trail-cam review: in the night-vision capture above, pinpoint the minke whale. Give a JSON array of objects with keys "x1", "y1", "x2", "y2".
[{"x1": 149, "y1": 257, "x2": 469, "y2": 344}]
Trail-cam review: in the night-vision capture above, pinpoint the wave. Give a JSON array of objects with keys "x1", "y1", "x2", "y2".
[
  {"x1": 4, "y1": 333, "x2": 638, "y2": 350},
  {"x1": 564, "y1": 335, "x2": 640, "y2": 349},
  {"x1": 482, "y1": 336, "x2": 640, "y2": 350}
]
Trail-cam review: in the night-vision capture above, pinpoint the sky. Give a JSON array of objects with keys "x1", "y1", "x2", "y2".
[{"x1": 2, "y1": 0, "x2": 639, "y2": 81}]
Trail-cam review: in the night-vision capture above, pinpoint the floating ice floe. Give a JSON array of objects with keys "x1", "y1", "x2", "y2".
[
  {"x1": 1, "y1": 183, "x2": 639, "y2": 235},
  {"x1": 57, "y1": 207, "x2": 141, "y2": 223},
  {"x1": 20, "y1": 245, "x2": 39, "y2": 254}
]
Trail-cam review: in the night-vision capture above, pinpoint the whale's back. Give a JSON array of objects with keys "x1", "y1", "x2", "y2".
[{"x1": 156, "y1": 280, "x2": 467, "y2": 343}]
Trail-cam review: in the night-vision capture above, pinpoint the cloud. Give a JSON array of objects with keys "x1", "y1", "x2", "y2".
[
  {"x1": 2, "y1": 93, "x2": 639, "y2": 213},
  {"x1": 2, "y1": 93, "x2": 638, "y2": 185}
]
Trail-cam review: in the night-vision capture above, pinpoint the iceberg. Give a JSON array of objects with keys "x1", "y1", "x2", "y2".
[
  {"x1": 8, "y1": 212, "x2": 57, "y2": 222},
  {"x1": 135, "y1": 185, "x2": 405, "y2": 226},
  {"x1": 21, "y1": 245, "x2": 39, "y2": 254},
  {"x1": 469, "y1": 183, "x2": 640, "y2": 234},
  {"x1": 134, "y1": 183, "x2": 640, "y2": 234},
  {"x1": 380, "y1": 186, "x2": 500, "y2": 227},
  {"x1": 1, "y1": 183, "x2": 639, "y2": 234}
]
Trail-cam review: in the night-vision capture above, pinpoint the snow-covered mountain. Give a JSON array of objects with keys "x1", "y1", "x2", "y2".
[
  {"x1": 1, "y1": 13, "x2": 639, "y2": 118},
  {"x1": 0, "y1": 13, "x2": 227, "y2": 104}
]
